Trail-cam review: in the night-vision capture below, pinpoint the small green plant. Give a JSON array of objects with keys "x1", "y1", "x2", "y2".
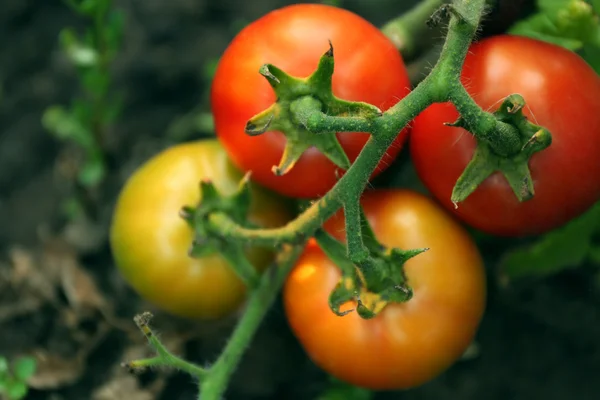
[
  {"x1": 42, "y1": 0, "x2": 124, "y2": 217},
  {"x1": 0, "y1": 356, "x2": 36, "y2": 400}
]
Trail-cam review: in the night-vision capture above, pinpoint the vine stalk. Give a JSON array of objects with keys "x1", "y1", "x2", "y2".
[{"x1": 127, "y1": 1, "x2": 511, "y2": 399}]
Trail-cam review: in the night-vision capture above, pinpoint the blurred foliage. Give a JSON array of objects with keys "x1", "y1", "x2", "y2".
[
  {"x1": 42, "y1": 0, "x2": 124, "y2": 190},
  {"x1": 500, "y1": 202, "x2": 600, "y2": 280},
  {"x1": 0, "y1": 356, "x2": 37, "y2": 400},
  {"x1": 316, "y1": 379, "x2": 373, "y2": 400},
  {"x1": 508, "y1": 0, "x2": 600, "y2": 71}
]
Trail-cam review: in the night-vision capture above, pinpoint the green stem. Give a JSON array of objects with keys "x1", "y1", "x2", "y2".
[
  {"x1": 381, "y1": 0, "x2": 445, "y2": 59},
  {"x1": 448, "y1": 85, "x2": 521, "y2": 156},
  {"x1": 342, "y1": 195, "x2": 369, "y2": 265},
  {"x1": 426, "y1": 0, "x2": 522, "y2": 156},
  {"x1": 199, "y1": 245, "x2": 305, "y2": 400},
  {"x1": 305, "y1": 113, "x2": 376, "y2": 134},
  {"x1": 129, "y1": 312, "x2": 206, "y2": 378},
  {"x1": 219, "y1": 243, "x2": 260, "y2": 288},
  {"x1": 128, "y1": 2, "x2": 496, "y2": 399}
]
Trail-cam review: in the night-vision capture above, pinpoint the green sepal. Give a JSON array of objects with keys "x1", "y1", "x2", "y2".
[
  {"x1": 314, "y1": 229, "x2": 423, "y2": 319},
  {"x1": 452, "y1": 94, "x2": 552, "y2": 204},
  {"x1": 245, "y1": 42, "x2": 383, "y2": 176},
  {"x1": 328, "y1": 280, "x2": 358, "y2": 317},
  {"x1": 182, "y1": 173, "x2": 253, "y2": 257}
]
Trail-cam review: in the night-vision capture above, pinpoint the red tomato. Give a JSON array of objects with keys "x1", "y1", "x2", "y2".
[
  {"x1": 284, "y1": 190, "x2": 486, "y2": 390},
  {"x1": 410, "y1": 35, "x2": 600, "y2": 236},
  {"x1": 211, "y1": 4, "x2": 411, "y2": 199}
]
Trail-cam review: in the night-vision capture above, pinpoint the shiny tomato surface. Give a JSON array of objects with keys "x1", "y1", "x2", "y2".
[
  {"x1": 410, "y1": 35, "x2": 600, "y2": 236},
  {"x1": 211, "y1": 4, "x2": 411, "y2": 198},
  {"x1": 284, "y1": 190, "x2": 486, "y2": 389}
]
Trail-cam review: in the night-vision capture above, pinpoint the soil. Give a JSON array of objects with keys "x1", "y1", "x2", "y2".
[{"x1": 1, "y1": 0, "x2": 599, "y2": 399}]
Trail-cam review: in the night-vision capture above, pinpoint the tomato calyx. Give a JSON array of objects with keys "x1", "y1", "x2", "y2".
[
  {"x1": 180, "y1": 174, "x2": 260, "y2": 287},
  {"x1": 244, "y1": 42, "x2": 383, "y2": 176},
  {"x1": 450, "y1": 94, "x2": 552, "y2": 206},
  {"x1": 315, "y1": 229, "x2": 427, "y2": 319}
]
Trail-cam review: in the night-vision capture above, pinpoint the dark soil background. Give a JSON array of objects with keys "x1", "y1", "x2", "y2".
[{"x1": 1, "y1": 0, "x2": 600, "y2": 399}]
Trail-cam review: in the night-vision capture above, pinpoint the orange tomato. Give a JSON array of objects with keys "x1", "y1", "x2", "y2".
[{"x1": 284, "y1": 190, "x2": 486, "y2": 389}]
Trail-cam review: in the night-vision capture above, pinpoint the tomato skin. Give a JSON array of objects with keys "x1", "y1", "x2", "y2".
[
  {"x1": 410, "y1": 35, "x2": 600, "y2": 236},
  {"x1": 211, "y1": 4, "x2": 411, "y2": 199},
  {"x1": 284, "y1": 190, "x2": 486, "y2": 390},
  {"x1": 110, "y1": 140, "x2": 293, "y2": 320}
]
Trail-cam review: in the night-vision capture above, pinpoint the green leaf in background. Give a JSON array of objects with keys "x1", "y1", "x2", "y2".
[
  {"x1": 78, "y1": 150, "x2": 106, "y2": 187},
  {"x1": 0, "y1": 357, "x2": 8, "y2": 375},
  {"x1": 500, "y1": 202, "x2": 600, "y2": 280},
  {"x1": 59, "y1": 28, "x2": 99, "y2": 67},
  {"x1": 5, "y1": 380, "x2": 28, "y2": 400},
  {"x1": 106, "y1": 10, "x2": 125, "y2": 55},
  {"x1": 82, "y1": 67, "x2": 110, "y2": 98},
  {"x1": 13, "y1": 357, "x2": 36, "y2": 382},
  {"x1": 42, "y1": 106, "x2": 95, "y2": 150},
  {"x1": 508, "y1": 0, "x2": 600, "y2": 70},
  {"x1": 317, "y1": 379, "x2": 372, "y2": 400}
]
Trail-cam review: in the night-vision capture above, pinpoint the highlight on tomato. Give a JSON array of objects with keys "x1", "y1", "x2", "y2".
[
  {"x1": 410, "y1": 35, "x2": 600, "y2": 237},
  {"x1": 110, "y1": 140, "x2": 293, "y2": 320},
  {"x1": 283, "y1": 190, "x2": 487, "y2": 390},
  {"x1": 211, "y1": 3, "x2": 411, "y2": 199}
]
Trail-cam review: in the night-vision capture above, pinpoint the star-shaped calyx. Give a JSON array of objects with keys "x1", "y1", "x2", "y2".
[
  {"x1": 315, "y1": 211, "x2": 428, "y2": 320},
  {"x1": 450, "y1": 94, "x2": 552, "y2": 206},
  {"x1": 180, "y1": 174, "x2": 253, "y2": 258},
  {"x1": 245, "y1": 42, "x2": 383, "y2": 176}
]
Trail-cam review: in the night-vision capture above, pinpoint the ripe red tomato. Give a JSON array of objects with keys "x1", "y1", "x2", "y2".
[
  {"x1": 410, "y1": 35, "x2": 600, "y2": 236},
  {"x1": 284, "y1": 190, "x2": 486, "y2": 390},
  {"x1": 211, "y1": 4, "x2": 411, "y2": 199},
  {"x1": 110, "y1": 140, "x2": 293, "y2": 319}
]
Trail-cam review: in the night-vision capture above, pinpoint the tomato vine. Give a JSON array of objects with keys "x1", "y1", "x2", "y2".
[{"x1": 116, "y1": 0, "x2": 573, "y2": 399}]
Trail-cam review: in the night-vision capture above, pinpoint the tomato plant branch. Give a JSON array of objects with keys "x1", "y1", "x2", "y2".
[
  {"x1": 125, "y1": 312, "x2": 206, "y2": 378},
  {"x1": 130, "y1": 1, "x2": 501, "y2": 398},
  {"x1": 204, "y1": 0, "x2": 490, "y2": 247},
  {"x1": 342, "y1": 195, "x2": 370, "y2": 265},
  {"x1": 199, "y1": 245, "x2": 305, "y2": 400}
]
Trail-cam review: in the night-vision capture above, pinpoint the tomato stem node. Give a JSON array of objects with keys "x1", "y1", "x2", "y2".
[
  {"x1": 451, "y1": 94, "x2": 553, "y2": 204},
  {"x1": 124, "y1": 312, "x2": 207, "y2": 379}
]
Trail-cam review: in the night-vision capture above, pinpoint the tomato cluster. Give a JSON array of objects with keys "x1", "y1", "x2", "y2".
[{"x1": 109, "y1": 2, "x2": 600, "y2": 394}]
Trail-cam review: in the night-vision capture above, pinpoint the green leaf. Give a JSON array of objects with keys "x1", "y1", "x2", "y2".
[
  {"x1": 0, "y1": 357, "x2": 8, "y2": 374},
  {"x1": 582, "y1": 42, "x2": 600, "y2": 73},
  {"x1": 5, "y1": 380, "x2": 28, "y2": 400},
  {"x1": 59, "y1": 28, "x2": 98, "y2": 67},
  {"x1": 106, "y1": 10, "x2": 125, "y2": 53},
  {"x1": 82, "y1": 68, "x2": 110, "y2": 98},
  {"x1": 203, "y1": 58, "x2": 220, "y2": 81},
  {"x1": 508, "y1": 0, "x2": 600, "y2": 53},
  {"x1": 62, "y1": 197, "x2": 86, "y2": 220},
  {"x1": 14, "y1": 357, "x2": 36, "y2": 381},
  {"x1": 42, "y1": 106, "x2": 95, "y2": 149},
  {"x1": 501, "y1": 202, "x2": 600, "y2": 279},
  {"x1": 538, "y1": 0, "x2": 571, "y2": 14},
  {"x1": 77, "y1": 150, "x2": 106, "y2": 187},
  {"x1": 317, "y1": 380, "x2": 372, "y2": 400}
]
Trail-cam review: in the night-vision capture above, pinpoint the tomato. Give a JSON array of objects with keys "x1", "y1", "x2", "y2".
[
  {"x1": 211, "y1": 4, "x2": 411, "y2": 199},
  {"x1": 110, "y1": 140, "x2": 293, "y2": 319},
  {"x1": 410, "y1": 35, "x2": 600, "y2": 236},
  {"x1": 283, "y1": 190, "x2": 486, "y2": 390}
]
